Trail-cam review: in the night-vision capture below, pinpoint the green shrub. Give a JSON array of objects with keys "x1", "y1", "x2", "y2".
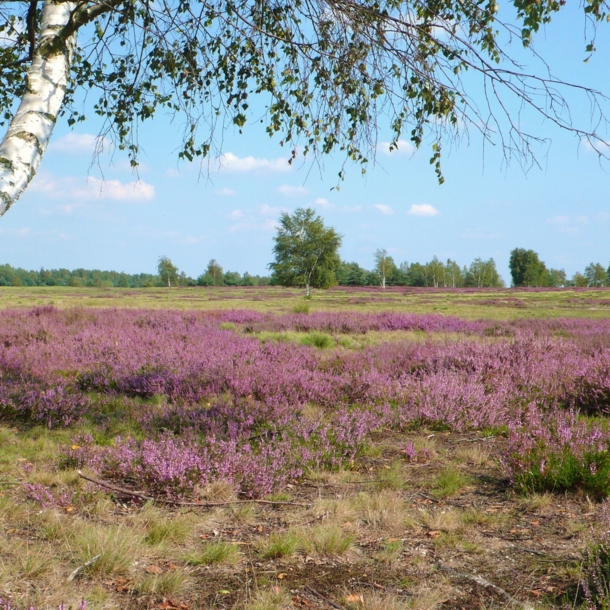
[
  {"x1": 292, "y1": 302, "x2": 310, "y2": 314},
  {"x1": 300, "y1": 332, "x2": 334, "y2": 349}
]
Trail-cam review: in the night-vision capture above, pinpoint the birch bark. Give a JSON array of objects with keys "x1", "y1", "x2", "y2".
[{"x1": 0, "y1": 1, "x2": 77, "y2": 216}]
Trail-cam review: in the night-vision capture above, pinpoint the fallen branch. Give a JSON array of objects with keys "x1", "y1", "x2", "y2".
[
  {"x1": 68, "y1": 554, "x2": 102, "y2": 582},
  {"x1": 437, "y1": 563, "x2": 535, "y2": 610},
  {"x1": 303, "y1": 585, "x2": 347, "y2": 610},
  {"x1": 77, "y1": 471, "x2": 311, "y2": 508}
]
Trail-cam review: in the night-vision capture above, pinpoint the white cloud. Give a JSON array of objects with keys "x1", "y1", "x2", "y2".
[
  {"x1": 407, "y1": 204, "x2": 439, "y2": 217},
  {"x1": 314, "y1": 197, "x2": 332, "y2": 208},
  {"x1": 228, "y1": 209, "x2": 243, "y2": 219},
  {"x1": 216, "y1": 152, "x2": 292, "y2": 173},
  {"x1": 260, "y1": 204, "x2": 282, "y2": 216},
  {"x1": 30, "y1": 173, "x2": 155, "y2": 202},
  {"x1": 166, "y1": 168, "x2": 181, "y2": 178},
  {"x1": 81, "y1": 177, "x2": 155, "y2": 201},
  {"x1": 377, "y1": 139, "x2": 414, "y2": 156},
  {"x1": 277, "y1": 184, "x2": 309, "y2": 197},
  {"x1": 215, "y1": 187, "x2": 236, "y2": 196},
  {"x1": 50, "y1": 133, "x2": 107, "y2": 155},
  {"x1": 374, "y1": 204, "x2": 394, "y2": 215},
  {"x1": 547, "y1": 215, "x2": 588, "y2": 235}
]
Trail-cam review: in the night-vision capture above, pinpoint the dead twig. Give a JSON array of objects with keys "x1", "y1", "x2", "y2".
[
  {"x1": 303, "y1": 585, "x2": 347, "y2": 610},
  {"x1": 437, "y1": 563, "x2": 535, "y2": 610},
  {"x1": 77, "y1": 471, "x2": 311, "y2": 508},
  {"x1": 67, "y1": 554, "x2": 102, "y2": 582}
]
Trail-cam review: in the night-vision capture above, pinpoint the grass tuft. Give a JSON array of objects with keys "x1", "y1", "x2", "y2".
[{"x1": 183, "y1": 540, "x2": 241, "y2": 565}]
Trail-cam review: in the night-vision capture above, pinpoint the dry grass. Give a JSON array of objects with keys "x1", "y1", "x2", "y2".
[
  {"x1": 350, "y1": 490, "x2": 411, "y2": 532},
  {"x1": 0, "y1": 425, "x2": 599, "y2": 609}
]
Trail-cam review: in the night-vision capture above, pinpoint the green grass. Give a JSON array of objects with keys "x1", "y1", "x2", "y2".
[
  {"x1": 183, "y1": 541, "x2": 241, "y2": 565},
  {"x1": 1, "y1": 285, "x2": 610, "y2": 320},
  {"x1": 432, "y1": 466, "x2": 472, "y2": 498},
  {"x1": 258, "y1": 531, "x2": 300, "y2": 559}
]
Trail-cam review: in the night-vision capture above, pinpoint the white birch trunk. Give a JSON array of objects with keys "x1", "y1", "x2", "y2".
[{"x1": 0, "y1": 1, "x2": 77, "y2": 216}]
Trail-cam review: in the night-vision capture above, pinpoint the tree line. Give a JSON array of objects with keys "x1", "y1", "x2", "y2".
[
  {"x1": 508, "y1": 249, "x2": 610, "y2": 288},
  {"x1": 267, "y1": 209, "x2": 610, "y2": 292},
  {"x1": 0, "y1": 261, "x2": 270, "y2": 288}
]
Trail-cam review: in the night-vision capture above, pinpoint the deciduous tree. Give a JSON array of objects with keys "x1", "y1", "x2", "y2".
[
  {"x1": 584, "y1": 262, "x2": 607, "y2": 287},
  {"x1": 374, "y1": 249, "x2": 396, "y2": 289},
  {"x1": 509, "y1": 248, "x2": 548, "y2": 287},
  {"x1": 157, "y1": 256, "x2": 178, "y2": 287},
  {"x1": 269, "y1": 208, "x2": 341, "y2": 297}
]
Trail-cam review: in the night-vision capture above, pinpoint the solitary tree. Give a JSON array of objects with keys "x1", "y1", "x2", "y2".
[
  {"x1": 1, "y1": 0, "x2": 609, "y2": 216},
  {"x1": 374, "y1": 249, "x2": 395, "y2": 289},
  {"x1": 157, "y1": 256, "x2": 178, "y2": 287},
  {"x1": 269, "y1": 208, "x2": 341, "y2": 297}
]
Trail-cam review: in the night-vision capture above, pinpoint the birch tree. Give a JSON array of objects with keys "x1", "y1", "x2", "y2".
[
  {"x1": 269, "y1": 207, "x2": 341, "y2": 297},
  {"x1": 374, "y1": 249, "x2": 394, "y2": 289},
  {"x1": 1, "y1": 0, "x2": 609, "y2": 217}
]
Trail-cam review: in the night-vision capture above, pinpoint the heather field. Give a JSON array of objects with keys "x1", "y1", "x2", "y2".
[{"x1": 2, "y1": 289, "x2": 610, "y2": 609}]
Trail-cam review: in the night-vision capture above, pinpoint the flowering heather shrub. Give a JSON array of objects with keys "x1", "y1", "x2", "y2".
[
  {"x1": 504, "y1": 409, "x2": 610, "y2": 498},
  {"x1": 3, "y1": 306, "x2": 610, "y2": 497},
  {"x1": 23, "y1": 483, "x2": 73, "y2": 508}
]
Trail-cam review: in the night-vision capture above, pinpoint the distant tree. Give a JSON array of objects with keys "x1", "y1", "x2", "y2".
[
  {"x1": 374, "y1": 249, "x2": 395, "y2": 289},
  {"x1": 425, "y1": 256, "x2": 446, "y2": 288},
  {"x1": 546, "y1": 268, "x2": 567, "y2": 287},
  {"x1": 269, "y1": 208, "x2": 342, "y2": 298},
  {"x1": 241, "y1": 272, "x2": 255, "y2": 287},
  {"x1": 336, "y1": 261, "x2": 368, "y2": 286},
  {"x1": 197, "y1": 259, "x2": 225, "y2": 286},
  {"x1": 445, "y1": 259, "x2": 464, "y2": 288},
  {"x1": 571, "y1": 272, "x2": 589, "y2": 287},
  {"x1": 403, "y1": 262, "x2": 427, "y2": 287},
  {"x1": 584, "y1": 263, "x2": 607, "y2": 287},
  {"x1": 157, "y1": 256, "x2": 179, "y2": 287},
  {"x1": 224, "y1": 271, "x2": 242, "y2": 286},
  {"x1": 509, "y1": 248, "x2": 548, "y2": 287},
  {"x1": 466, "y1": 258, "x2": 503, "y2": 287}
]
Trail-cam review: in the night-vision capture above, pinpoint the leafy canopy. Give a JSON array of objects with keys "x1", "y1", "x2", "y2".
[
  {"x1": 269, "y1": 207, "x2": 342, "y2": 292},
  {"x1": 1, "y1": 0, "x2": 609, "y2": 183}
]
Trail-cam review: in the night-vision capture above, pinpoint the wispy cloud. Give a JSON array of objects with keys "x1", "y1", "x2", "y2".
[
  {"x1": 460, "y1": 227, "x2": 500, "y2": 240},
  {"x1": 0, "y1": 227, "x2": 30, "y2": 237},
  {"x1": 374, "y1": 204, "x2": 394, "y2": 215},
  {"x1": 314, "y1": 197, "x2": 332, "y2": 208},
  {"x1": 260, "y1": 204, "x2": 283, "y2": 216},
  {"x1": 215, "y1": 187, "x2": 236, "y2": 196},
  {"x1": 132, "y1": 225, "x2": 203, "y2": 244},
  {"x1": 377, "y1": 139, "x2": 414, "y2": 156},
  {"x1": 547, "y1": 215, "x2": 588, "y2": 235},
  {"x1": 229, "y1": 219, "x2": 279, "y2": 233},
  {"x1": 407, "y1": 203, "x2": 439, "y2": 217},
  {"x1": 49, "y1": 133, "x2": 107, "y2": 155},
  {"x1": 216, "y1": 152, "x2": 292, "y2": 173},
  {"x1": 277, "y1": 184, "x2": 309, "y2": 197},
  {"x1": 30, "y1": 173, "x2": 155, "y2": 202},
  {"x1": 228, "y1": 209, "x2": 243, "y2": 219}
]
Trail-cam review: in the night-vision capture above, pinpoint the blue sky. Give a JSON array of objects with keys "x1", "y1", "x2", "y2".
[{"x1": 0, "y1": 5, "x2": 609, "y2": 283}]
